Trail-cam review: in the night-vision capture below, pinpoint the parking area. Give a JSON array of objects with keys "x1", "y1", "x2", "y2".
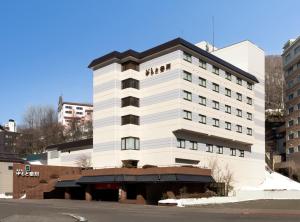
[{"x1": 1, "y1": 199, "x2": 300, "y2": 222}]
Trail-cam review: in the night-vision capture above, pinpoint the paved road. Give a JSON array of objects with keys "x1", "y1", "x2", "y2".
[{"x1": 1, "y1": 199, "x2": 300, "y2": 222}]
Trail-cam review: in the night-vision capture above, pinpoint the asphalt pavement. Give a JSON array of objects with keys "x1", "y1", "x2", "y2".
[{"x1": 1, "y1": 199, "x2": 300, "y2": 222}]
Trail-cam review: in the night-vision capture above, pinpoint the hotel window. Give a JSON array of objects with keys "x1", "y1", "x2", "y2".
[
  {"x1": 226, "y1": 72, "x2": 232, "y2": 81},
  {"x1": 183, "y1": 52, "x2": 192, "y2": 63},
  {"x1": 183, "y1": 71, "x2": 192, "y2": 82},
  {"x1": 236, "y1": 125, "x2": 242, "y2": 133},
  {"x1": 295, "y1": 46, "x2": 300, "y2": 55},
  {"x1": 247, "y1": 128, "x2": 252, "y2": 136},
  {"x1": 236, "y1": 77, "x2": 242, "y2": 85},
  {"x1": 239, "y1": 150, "x2": 245, "y2": 157},
  {"x1": 289, "y1": 107, "x2": 294, "y2": 114},
  {"x1": 183, "y1": 110, "x2": 192, "y2": 120},
  {"x1": 199, "y1": 96, "x2": 206, "y2": 106},
  {"x1": 225, "y1": 105, "x2": 231, "y2": 114},
  {"x1": 247, "y1": 97, "x2": 252, "y2": 105},
  {"x1": 247, "y1": 82, "x2": 253, "y2": 90},
  {"x1": 247, "y1": 112, "x2": 252, "y2": 120},
  {"x1": 121, "y1": 115, "x2": 140, "y2": 125},
  {"x1": 121, "y1": 61, "x2": 139, "y2": 71},
  {"x1": 236, "y1": 93, "x2": 242, "y2": 101},
  {"x1": 289, "y1": 133, "x2": 294, "y2": 140},
  {"x1": 225, "y1": 122, "x2": 231, "y2": 130},
  {"x1": 212, "y1": 100, "x2": 219, "y2": 110},
  {"x1": 288, "y1": 94, "x2": 294, "y2": 100},
  {"x1": 217, "y1": 146, "x2": 223, "y2": 154},
  {"x1": 206, "y1": 144, "x2": 213, "y2": 153},
  {"x1": 121, "y1": 78, "x2": 140, "y2": 90},
  {"x1": 76, "y1": 107, "x2": 83, "y2": 110},
  {"x1": 230, "y1": 148, "x2": 237, "y2": 156},
  {"x1": 289, "y1": 120, "x2": 294, "y2": 127},
  {"x1": 183, "y1": 90, "x2": 192, "y2": 101},
  {"x1": 212, "y1": 118, "x2": 219, "y2": 127},
  {"x1": 177, "y1": 138, "x2": 186, "y2": 148},
  {"x1": 199, "y1": 114, "x2": 206, "y2": 124},
  {"x1": 65, "y1": 105, "x2": 72, "y2": 109},
  {"x1": 199, "y1": 59, "x2": 207, "y2": 69},
  {"x1": 212, "y1": 83, "x2": 219, "y2": 92},
  {"x1": 76, "y1": 112, "x2": 83, "y2": 115},
  {"x1": 289, "y1": 147, "x2": 295, "y2": 154},
  {"x1": 121, "y1": 96, "x2": 139, "y2": 107},
  {"x1": 190, "y1": 141, "x2": 198, "y2": 150},
  {"x1": 225, "y1": 88, "x2": 231, "y2": 97},
  {"x1": 199, "y1": 77, "x2": 206, "y2": 87},
  {"x1": 65, "y1": 111, "x2": 72, "y2": 114},
  {"x1": 212, "y1": 66, "x2": 219, "y2": 75},
  {"x1": 121, "y1": 137, "x2": 140, "y2": 150},
  {"x1": 236, "y1": 109, "x2": 242, "y2": 117}
]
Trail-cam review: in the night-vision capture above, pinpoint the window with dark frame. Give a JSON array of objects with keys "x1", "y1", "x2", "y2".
[
  {"x1": 183, "y1": 52, "x2": 192, "y2": 63},
  {"x1": 213, "y1": 100, "x2": 220, "y2": 110},
  {"x1": 183, "y1": 110, "x2": 192, "y2": 120},
  {"x1": 212, "y1": 83, "x2": 219, "y2": 92},
  {"x1": 212, "y1": 66, "x2": 219, "y2": 75},
  {"x1": 190, "y1": 141, "x2": 198, "y2": 150},
  {"x1": 225, "y1": 105, "x2": 231, "y2": 114},
  {"x1": 226, "y1": 72, "x2": 232, "y2": 81},
  {"x1": 183, "y1": 71, "x2": 192, "y2": 82},
  {"x1": 213, "y1": 118, "x2": 219, "y2": 127},
  {"x1": 121, "y1": 115, "x2": 140, "y2": 125},
  {"x1": 177, "y1": 138, "x2": 186, "y2": 148},
  {"x1": 225, "y1": 88, "x2": 231, "y2": 97},
  {"x1": 183, "y1": 90, "x2": 192, "y2": 101},
  {"x1": 206, "y1": 144, "x2": 213, "y2": 153},
  {"x1": 121, "y1": 78, "x2": 140, "y2": 90},
  {"x1": 121, "y1": 96, "x2": 139, "y2": 107},
  {"x1": 217, "y1": 146, "x2": 223, "y2": 154},
  {"x1": 199, "y1": 114, "x2": 206, "y2": 124},
  {"x1": 239, "y1": 150, "x2": 245, "y2": 157},
  {"x1": 225, "y1": 122, "x2": 231, "y2": 130},
  {"x1": 230, "y1": 148, "x2": 237, "y2": 156},
  {"x1": 199, "y1": 96, "x2": 206, "y2": 106},
  {"x1": 199, "y1": 77, "x2": 206, "y2": 87},
  {"x1": 199, "y1": 59, "x2": 207, "y2": 69},
  {"x1": 121, "y1": 137, "x2": 140, "y2": 150}
]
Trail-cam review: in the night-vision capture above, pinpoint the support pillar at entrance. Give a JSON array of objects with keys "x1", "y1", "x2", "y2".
[
  {"x1": 85, "y1": 185, "x2": 92, "y2": 201},
  {"x1": 119, "y1": 186, "x2": 127, "y2": 202},
  {"x1": 64, "y1": 188, "x2": 71, "y2": 200}
]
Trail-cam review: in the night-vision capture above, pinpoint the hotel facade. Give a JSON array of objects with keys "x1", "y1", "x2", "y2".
[{"x1": 88, "y1": 38, "x2": 265, "y2": 189}]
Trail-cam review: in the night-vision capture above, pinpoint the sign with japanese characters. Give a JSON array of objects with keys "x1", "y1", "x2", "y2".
[
  {"x1": 16, "y1": 165, "x2": 40, "y2": 177},
  {"x1": 145, "y1": 63, "x2": 171, "y2": 76}
]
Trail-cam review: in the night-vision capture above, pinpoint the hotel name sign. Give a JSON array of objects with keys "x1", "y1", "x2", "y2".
[
  {"x1": 145, "y1": 63, "x2": 171, "y2": 76},
  {"x1": 16, "y1": 165, "x2": 40, "y2": 177}
]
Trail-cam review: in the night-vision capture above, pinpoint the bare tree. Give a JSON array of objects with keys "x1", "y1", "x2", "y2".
[
  {"x1": 17, "y1": 105, "x2": 65, "y2": 155},
  {"x1": 208, "y1": 158, "x2": 234, "y2": 196},
  {"x1": 75, "y1": 154, "x2": 91, "y2": 168},
  {"x1": 265, "y1": 55, "x2": 284, "y2": 110}
]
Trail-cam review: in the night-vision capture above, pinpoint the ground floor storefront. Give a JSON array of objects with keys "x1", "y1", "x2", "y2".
[{"x1": 13, "y1": 164, "x2": 222, "y2": 205}]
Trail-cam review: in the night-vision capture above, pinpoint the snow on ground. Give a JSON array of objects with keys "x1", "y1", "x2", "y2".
[
  {"x1": 159, "y1": 170, "x2": 300, "y2": 207},
  {"x1": 0, "y1": 193, "x2": 13, "y2": 199},
  {"x1": 242, "y1": 171, "x2": 300, "y2": 191}
]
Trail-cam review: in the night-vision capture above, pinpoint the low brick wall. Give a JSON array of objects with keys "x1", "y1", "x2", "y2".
[{"x1": 13, "y1": 163, "x2": 81, "y2": 199}]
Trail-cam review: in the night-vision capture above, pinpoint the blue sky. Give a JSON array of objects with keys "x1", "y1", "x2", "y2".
[{"x1": 0, "y1": 0, "x2": 299, "y2": 124}]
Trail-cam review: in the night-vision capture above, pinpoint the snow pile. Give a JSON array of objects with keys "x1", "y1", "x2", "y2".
[
  {"x1": 0, "y1": 193, "x2": 13, "y2": 199},
  {"x1": 159, "y1": 171, "x2": 300, "y2": 207},
  {"x1": 159, "y1": 197, "x2": 238, "y2": 207},
  {"x1": 242, "y1": 171, "x2": 300, "y2": 191}
]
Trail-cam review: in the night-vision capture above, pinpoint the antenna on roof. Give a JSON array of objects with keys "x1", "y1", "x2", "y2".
[{"x1": 212, "y1": 16, "x2": 215, "y2": 52}]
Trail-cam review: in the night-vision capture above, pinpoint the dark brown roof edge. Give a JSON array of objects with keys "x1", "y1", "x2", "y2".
[
  {"x1": 88, "y1": 37, "x2": 259, "y2": 83},
  {"x1": 46, "y1": 138, "x2": 93, "y2": 151}
]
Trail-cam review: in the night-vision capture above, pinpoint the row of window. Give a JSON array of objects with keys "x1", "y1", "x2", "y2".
[
  {"x1": 288, "y1": 146, "x2": 300, "y2": 154},
  {"x1": 286, "y1": 60, "x2": 300, "y2": 76},
  {"x1": 183, "y1": 90, "x2": 253, "y2": 120},
  {"x1": 65, "y1": 105, "x2": 83, "y2": 110},
  {"x1": 183, "y1": 52, "x2": 253, "y2": 90},
  {"x1": 287, "y1": 117, "x2": 300, "y2": 127},
  {"x1": 183, "y1": 110, "x2": 253, "y2": 135},
  {"x1": 65, "y1": 111, "x2": 83, "y2": 115},
  {"x1": 183, "y1": 71, "x2": 253, "y2": 105},
  {"x1": 177, "y1": 139, "x2": 245, "y2": 157}
]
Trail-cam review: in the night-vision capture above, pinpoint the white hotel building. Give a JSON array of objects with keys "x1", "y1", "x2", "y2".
[{"x1": 88, "y1": 38, "x2": 266, "y2": 189}]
